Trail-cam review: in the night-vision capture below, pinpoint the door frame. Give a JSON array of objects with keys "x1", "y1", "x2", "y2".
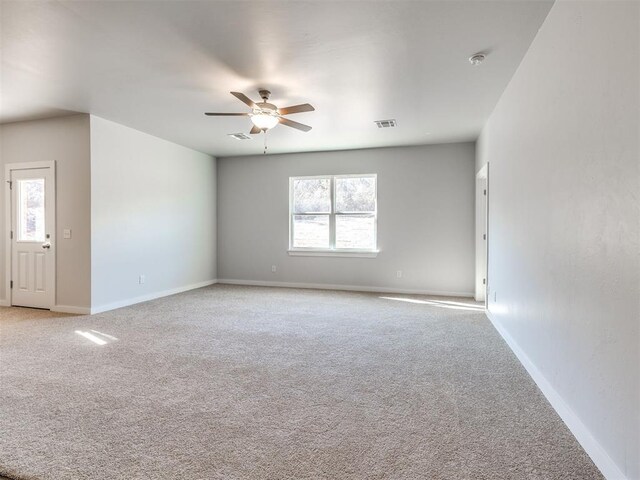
[
  {"x1": 475, "y1": 163, "x2": 489, "y2": 303},
  {"x1": 4, "y1": 161, "x2": 57, "y2": 307}
]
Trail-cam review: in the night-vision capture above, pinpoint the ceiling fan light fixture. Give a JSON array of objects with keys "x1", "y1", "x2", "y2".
[
  {"x1": 205, "y1": 90, "x2": 313, "y2": 134},
  {"x1": 250, "y1": 112, "x2": 279, "y2": 130}
]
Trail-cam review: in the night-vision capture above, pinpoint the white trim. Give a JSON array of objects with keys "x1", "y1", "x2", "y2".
[
  {"x1": 0, "y1": 302, "x2": 87, "y2": 313},
  {"x1": 288, "y1": 250, "x2": 379, "y2": 258},
  {"x1": 475, "y1": 163, "x2": 489, "y2": 302},
  {"x1": 4, "y1": 161, "x2": 57, "y2": 308},
  {"x1": 52, "y1": 305, "x2": 91, "y2": 315},
  {"x1": 4, "y1": 161, "x2": 57, "y2": 171},
  {"x1": 4, "y1": 166, "x2": 11, "y2": 305},
  {"x1": 217, "y1": 279, "x2": 473, "y2": 298},
  {"x1": 486, "y1": 310, "x2": 625, "y2": 480},
  {"x1": 89, "y1": 279, "x2": 218, "y2": 314}
]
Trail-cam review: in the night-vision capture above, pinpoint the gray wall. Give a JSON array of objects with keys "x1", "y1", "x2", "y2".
[
  {"x1": 0, "y1": 114, "x2": 92, "y2": 310},
  {"x1": 218, "y1": 143, "x2": 475, "y2": 295},
  {"x1": 90, "y1": 116, "x2": 217, "y2": 310},
  {"x1": 477, "y1": 1, "x2": 639, "y2": 478}
]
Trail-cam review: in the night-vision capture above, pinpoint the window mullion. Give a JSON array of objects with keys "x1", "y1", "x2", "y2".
[{"x1": 330, "y1": 176, "x2": 336, "y2": 250}]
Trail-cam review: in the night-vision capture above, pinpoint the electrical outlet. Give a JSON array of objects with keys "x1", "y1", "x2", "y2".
[
  {"x1": 396, "y1": 270, "x2": 402, "y2": 279},
  {"x1": 271, "y1": 265, "x2": 277, "y2": 273},
  {"x1": 139, "y1": 275, "x2": 145, "y2": 285}
]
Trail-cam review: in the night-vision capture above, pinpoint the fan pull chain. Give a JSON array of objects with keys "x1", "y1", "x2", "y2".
[{"x1": 263, "y1": 130, "x2": 268, "y2": 154}]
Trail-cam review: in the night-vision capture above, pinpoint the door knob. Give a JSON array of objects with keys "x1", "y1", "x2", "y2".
[{"x1": 42, "y1": 243, "x2": 51, "y2": 249}]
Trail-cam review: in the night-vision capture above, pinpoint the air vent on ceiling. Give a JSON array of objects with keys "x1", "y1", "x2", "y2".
[
  {"x1": 375, "y1": 119, "x2": 397, "y2": 128},
  {"x1": 227, "y1": 133, "x2": 252, "y2": 140}
]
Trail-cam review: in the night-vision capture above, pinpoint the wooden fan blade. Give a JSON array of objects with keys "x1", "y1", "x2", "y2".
[
  {"x1": 230, "y1": 91, "x2": 256, "y2": 108},
  {"x1": 249, "y1": 125, "x2": 262, "y2": 134},
  {"x1": 278, "y1": 103, "x2": 315, "y2": 115},
  {"x1": 204, "y1": 112, "x2": 249, "y2": 116},
  {"x1": 279, "y1": 117, "x2": 312, "y2": 132}
]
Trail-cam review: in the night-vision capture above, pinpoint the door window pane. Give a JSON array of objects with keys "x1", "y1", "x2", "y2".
[
  {"x1": 292, "y1": 215, "x2": 330, "y2": 248},
  {"x1": 335, "y1": 176, "x2": 376, "y2": 213},
  {"x1": 293, "y1": 178, "x2": 331, "y2": 214},
  {"x1": 18, "y1": 179, "x2": 45, "y2": 242},
  {"x1": 336, "y1": 215, "x2": 375, "y2": 249}
]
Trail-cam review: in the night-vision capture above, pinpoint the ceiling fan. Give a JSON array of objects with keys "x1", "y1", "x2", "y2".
[{"x1": 205, "y1": 90, "x2": 314, "y2": 134}]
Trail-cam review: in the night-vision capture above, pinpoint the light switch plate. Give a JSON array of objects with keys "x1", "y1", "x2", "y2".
[{"x1": 63, "y1": 229, "x2": 72, "y2": 239}]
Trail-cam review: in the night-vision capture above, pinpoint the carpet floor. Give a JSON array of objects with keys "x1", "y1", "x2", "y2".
[{"x1": 0, "y1": 285, "x2": 602, "y2": 479}]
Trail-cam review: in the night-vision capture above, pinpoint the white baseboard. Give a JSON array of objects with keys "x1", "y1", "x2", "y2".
[
  {"x1": 52, "y1": 305, "x2": 91, "y2": 315},
  {"x1": 217, "y1": 279, "x2": 474, "y2": 298},
  {"x1": 486, "y1": 310, "x2": 626, "y2": 480},
  {"x1": 90, "y1": 279, "x2": 218, "y2": 314},
  {"x1": 0, "y1": 299, "x2": 9, "y2": 307}
]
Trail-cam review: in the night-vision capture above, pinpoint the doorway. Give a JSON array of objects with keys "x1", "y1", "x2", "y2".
[
  {"x1": 5, "y1": 162, "x2": 56, "y2": 309},
  {"x1": 475, "y1": 163, "x2": 488, "y2": 303}
]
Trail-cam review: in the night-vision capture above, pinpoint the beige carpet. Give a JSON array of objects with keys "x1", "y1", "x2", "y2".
[{"x1": 0, "y1": 285, "x2": 602, "y2": 479}]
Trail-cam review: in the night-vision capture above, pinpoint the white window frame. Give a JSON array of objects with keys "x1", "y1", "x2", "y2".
[{"x1": 288, "y1": 174, "x2": 378, "y2": 258}]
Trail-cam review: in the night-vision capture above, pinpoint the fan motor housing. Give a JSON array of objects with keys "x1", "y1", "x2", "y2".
[{"x1": 256, "y1": 102, "x2": 278, "y2": 113}]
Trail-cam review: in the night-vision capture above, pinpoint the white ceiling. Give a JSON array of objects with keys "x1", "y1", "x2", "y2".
[{"x1": 0, "y1": 1, "x2": 553, "y2": 157}]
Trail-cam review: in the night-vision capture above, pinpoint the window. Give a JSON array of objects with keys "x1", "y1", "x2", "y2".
[
  {"x1": 17, "y1": 178, "x2": 46, "y2": 242},
  {"x1": 289, "y1": 174, "x2": 377, "y2": 255}
]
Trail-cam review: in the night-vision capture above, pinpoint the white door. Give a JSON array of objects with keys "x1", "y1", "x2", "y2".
[{"x1": 10, "y1": 166, "x2": 56, "y2": 309}]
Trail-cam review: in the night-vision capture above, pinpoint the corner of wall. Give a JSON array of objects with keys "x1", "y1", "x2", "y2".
[
  {"x1": 485, "y1": 311, "x2": 628, "y2": 480},
  {"x1": 89, "y1": 118, "x2": 217, "y2": 310}
]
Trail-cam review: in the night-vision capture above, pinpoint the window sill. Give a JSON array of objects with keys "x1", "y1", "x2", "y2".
[{"x1": 288, "y1": 250, "x2": 379, "y2": 258}]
